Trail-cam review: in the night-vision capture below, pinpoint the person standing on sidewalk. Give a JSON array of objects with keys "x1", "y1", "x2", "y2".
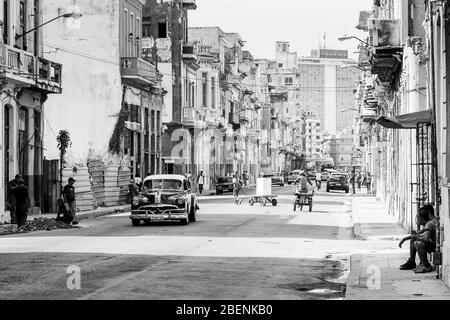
[
  {"x1": 63, "y1": 178, "x2": 78, "y2": 225},
  {"x1": 7, "y1": 175, "x2": 22, "y2": 224},
  {"x1": 197, "y1": 171, "x2": 205, "y2": 195},
  {"x1": 12, "y1": 178, "x2": 30, "y2": 228},
  {"x1": 399, "y1": 204, "x2": 438, "y2": 273}
]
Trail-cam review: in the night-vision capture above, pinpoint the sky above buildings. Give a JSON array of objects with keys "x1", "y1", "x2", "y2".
[{"x1": 190, "y1": 0, "x2": 371, "y2": 60}]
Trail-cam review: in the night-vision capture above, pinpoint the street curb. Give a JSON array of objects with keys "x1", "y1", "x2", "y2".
[
  {"x1": 353, "y1": 223, "x2": 366, "y2": 240},
  {"x1": 75, "y1": 206, "x2": 128, "y2": 221},
  {"x1": 0, "y1": 224, "x2": 18, "y2": 235}
]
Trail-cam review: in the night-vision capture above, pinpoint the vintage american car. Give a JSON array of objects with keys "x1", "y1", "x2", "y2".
[{"x1": 130, "y1": 174, "x2": 198, "y2": 226}]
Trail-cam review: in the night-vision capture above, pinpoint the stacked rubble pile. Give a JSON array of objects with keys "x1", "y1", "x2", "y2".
[
  {"x1": 18, "y1": 218, "x2": 78, "y2": 233},
  {"x1": 104, "y1": 165, "x2": 120, "y2": 207}
]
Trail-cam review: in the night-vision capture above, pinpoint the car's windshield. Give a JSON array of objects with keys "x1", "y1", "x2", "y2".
[
  {"x1": 218, "y1": 177, "x2": 232, "y2": 184},
  {"x1": 330, "y1": 175, "x2": 347, "y2": 183},
  {"x1": 144, "y1": 179, "x2": 183, "y2": 190}
]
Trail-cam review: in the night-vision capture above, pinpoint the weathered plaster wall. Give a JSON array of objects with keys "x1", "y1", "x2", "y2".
[{"x1": 42, "y1": 0, "x2": 122, "y2": 163}]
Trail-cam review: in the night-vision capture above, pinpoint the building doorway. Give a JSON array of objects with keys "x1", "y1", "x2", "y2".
[{"x1": 3, "y1": 105, "x2": 12, "y2": 209}]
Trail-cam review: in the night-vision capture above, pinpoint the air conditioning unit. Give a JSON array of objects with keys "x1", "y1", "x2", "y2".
[{"x1": 368, "y1": 19, "x2": 401, "y2": 47}]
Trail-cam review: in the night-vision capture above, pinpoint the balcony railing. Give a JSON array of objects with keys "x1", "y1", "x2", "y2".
[
  {"x1": 121, "y1": 57, "x2": 157, "y2": 87},
  {"x1": 36, "y1": 57, "x2": 63, "y2": 93},
  {"x1": 183, "y1": 43, "x2": 197, "y2": 62},
  {"x1": 183, "y1": 107, "x2": 206, "y2": 128},
  {"x1": 182, "y1": 0, "x2": 197, "y2": 10},
  {"x1": 0, "y1": 44, "x2": 62, "y2": 93}
]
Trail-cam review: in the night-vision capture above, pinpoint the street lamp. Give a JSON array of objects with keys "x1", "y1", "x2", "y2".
[
  {"x1": 338, "y1": 35, "x2": 369, "y2": 46},
  {"x1": 16, "y1": 11, "x2": 83, "y2": 39}
]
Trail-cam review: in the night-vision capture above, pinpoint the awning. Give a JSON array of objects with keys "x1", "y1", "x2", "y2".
[{"x1": 376, "y1": 110, "x2": 432, "y2": 129}]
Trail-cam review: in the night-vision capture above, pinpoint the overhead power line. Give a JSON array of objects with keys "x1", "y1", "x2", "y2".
[{"x1": 24, "y1": 36, "x2": 358, "y2": 92}]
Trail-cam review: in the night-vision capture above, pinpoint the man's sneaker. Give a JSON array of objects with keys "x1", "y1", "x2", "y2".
[
  {"x1": 400, "y1": 260, "x2": 417, "y2": 270},
  {"x1": 414, "y1": 265, "x2": 433, "y2": 273}
]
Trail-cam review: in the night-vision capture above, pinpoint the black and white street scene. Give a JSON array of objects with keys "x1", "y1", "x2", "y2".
[{"x1": 1, "y1": 0, "x2": 450, "y2": 303}]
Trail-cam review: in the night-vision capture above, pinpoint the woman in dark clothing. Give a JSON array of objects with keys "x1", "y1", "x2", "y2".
[{"x1": 12, "y1": 179, "x2": 30, "y2": 228}]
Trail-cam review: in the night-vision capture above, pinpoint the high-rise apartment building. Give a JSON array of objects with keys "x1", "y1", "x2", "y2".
[{"x1": 298, "y1": 49, "x2": 361, "y2": 135}]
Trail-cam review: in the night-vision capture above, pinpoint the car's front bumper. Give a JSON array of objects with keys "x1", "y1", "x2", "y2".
[
  {"x1": 327, "y1": 184, "x2": 349, "y2": 190},
  {"x1": 130, "y1": 208, "x2": 187, "y2": 221}
]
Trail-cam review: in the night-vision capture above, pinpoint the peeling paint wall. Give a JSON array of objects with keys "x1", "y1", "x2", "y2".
[{"x1": 42, "y1": 0, "x2": 123, "y2": 163}]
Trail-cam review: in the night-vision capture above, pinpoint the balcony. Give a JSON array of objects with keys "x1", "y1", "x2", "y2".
[
  {"x1": 271, "y1": 108, "x2": 279, "y2": 120},
  {"x1": 182, "y1": 0, "x2": 197, "y2": 10},
  {"x1": 361, "y1": 108, "x2": 377, "y2": 123},
  {"x1": 0, "y1": 44, "x2": 62, "y2": 94},
  {"x1": 183, "y1": 107, "x2": 206, "y2": 129},
  {"x1": 239, "y1": 109, "x2": 250, "y2": 123},
  {"x1": 120, "y1": 57, "x2": 157, "y2": 88},
  {"x1": 0, "y1": 44, "x2": 36, "y2": 87},
  {"x1": 36, "y1": 57, "x2": 63, "y2": 94},
  {"x1": 183, "y1": 43, "x2": 197, "y2": 62}
]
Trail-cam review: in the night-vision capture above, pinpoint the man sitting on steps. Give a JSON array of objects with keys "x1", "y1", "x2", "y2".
[{"x1": 399, "y1": 204, "x2": 438, "y2": 274}]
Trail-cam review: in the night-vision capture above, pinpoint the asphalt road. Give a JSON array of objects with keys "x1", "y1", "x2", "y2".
[{"x1": 0, "y1": 184, "x2": 383, "y2": 300}]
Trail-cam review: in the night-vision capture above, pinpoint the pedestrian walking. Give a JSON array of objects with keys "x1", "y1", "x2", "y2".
[
  {"x1": 7, "y1": 175, "x2": 22, "y2": 224},
  {"x1": 356, "y1": 172, "x2": 362, "y2": 191},
  {"x1": 185, "y1": 171, "x2": 193, "y2": 190},
  {"x1": 232, "y1": 175, "x2": 243, "y2": 205},
  {"x1": 243, "y1": 171, "x2": 249, "y2": 186},
  {"x1": 366, "y1": 173, "x2": 373, "y2": 194},
  {"x1": 63, "y1": 178, "x2": 78, "y2": 225},
  {"x1": 315, "y1": 171, "x2": 322, "y2": 190},
  {"x1": 197, "y1": 171, "x2": 205, "y2": 195},
  {"x1": 134, "y1": 174, "x2": 143, "y2": 192},
  {"x1": 12, "y1": 178, "x2": 30, "y2": 228}
]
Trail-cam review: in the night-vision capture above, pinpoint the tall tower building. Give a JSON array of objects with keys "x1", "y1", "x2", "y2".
[{"x1": 298, "y1": 49, "x2": 361, "y2": 135}]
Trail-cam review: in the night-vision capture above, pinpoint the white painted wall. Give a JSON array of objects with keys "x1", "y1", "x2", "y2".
[{"x1": 42, "y1": 0, "x2": 123, "y2": 162}]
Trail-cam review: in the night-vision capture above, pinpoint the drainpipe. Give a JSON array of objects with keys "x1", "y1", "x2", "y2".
[{"x1": 428, "y1": 0, "x2": 443, "y2": 279}]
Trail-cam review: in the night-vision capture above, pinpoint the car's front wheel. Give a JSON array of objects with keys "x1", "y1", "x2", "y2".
[{"x1": 132, "y1": 219, "x2": 141, "y2": 227}]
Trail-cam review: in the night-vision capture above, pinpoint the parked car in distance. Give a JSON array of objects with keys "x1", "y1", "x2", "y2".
[
  {"x1": 130, "y1": 175, "x2": 198, "y2": 226},
  {"x1": 263, "y1": 173, "x2": 285, "y2": 187},
  {"x1": 321, "y1": 169, "x2": 337, "y2": 181},
  {"x1": 216, "y1": 176, "x2": 234, "y2": 195},
  {"x1": 287, "y1": 170, "x2": 303, "y2": 185},
  {"x1": 326, "y1": 173, "x2": 350, "y2": 193}
]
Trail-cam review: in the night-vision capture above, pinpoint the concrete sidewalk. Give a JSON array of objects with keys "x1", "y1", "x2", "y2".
[
  {"x1": 0, "y1": 205, "x2": 129, "y2": 235},
  {"x1": 346, "y1": 196, "x2": 450, "y2": 300}
]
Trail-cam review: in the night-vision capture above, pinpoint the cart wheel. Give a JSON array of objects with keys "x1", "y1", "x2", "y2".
[
  {"x1": 249, "y1": 199, "x2": 255, "y2": 206},
  {"x1": 262, "y1": 201, "x2": 267, "y2": 206},
  {"x1": 272, "y1": 199, "x2": 278, "y2": 206}
]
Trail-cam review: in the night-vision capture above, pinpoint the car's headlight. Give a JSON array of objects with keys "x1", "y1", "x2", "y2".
[{"x1": 176, "y1": 198, "x2": 185, "y2": 206}]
